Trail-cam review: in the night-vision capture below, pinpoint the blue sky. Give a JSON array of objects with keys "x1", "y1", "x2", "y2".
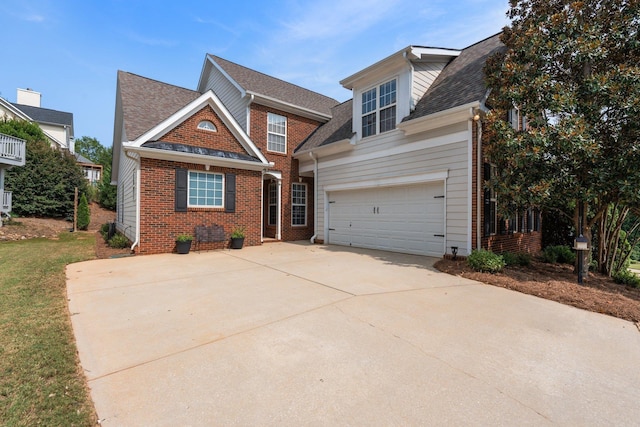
[{"x1": 0, "y1": 0, "x2": 509, "y2": 148}]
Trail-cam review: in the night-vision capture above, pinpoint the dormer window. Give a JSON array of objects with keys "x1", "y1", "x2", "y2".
[
  {"x1": 197, "y1": 120, "x2": 217, "y2": 132},
  {"x1": 361, "y1": 79, "x2": 397, "y2": 138}
]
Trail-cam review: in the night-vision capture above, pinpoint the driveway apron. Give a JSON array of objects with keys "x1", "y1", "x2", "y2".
[{"x1": 66, "y1": 242, "x2": 640, "y2": 426}]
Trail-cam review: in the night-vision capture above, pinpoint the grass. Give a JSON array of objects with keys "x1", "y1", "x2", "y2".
[
  {"x1": 629, "y1": 261, "x2": 640, "y2": 270},
  {"x1": 0, "y1": 232, "x2": 97, "y2": 426}
]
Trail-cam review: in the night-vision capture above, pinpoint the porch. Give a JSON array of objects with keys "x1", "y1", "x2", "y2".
[{"x1": 0, "y1": 133, "x2": 26, "y2": 167}]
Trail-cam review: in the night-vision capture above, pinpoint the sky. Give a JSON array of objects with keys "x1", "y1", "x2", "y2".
[{"x1": 0, "y1": 0, "x2": 510, "y2": 148}]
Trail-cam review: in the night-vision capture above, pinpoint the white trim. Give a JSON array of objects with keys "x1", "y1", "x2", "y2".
[
  {"x1": 316, "y1": 130, "x2": 467, "y2": 171},
  {"x1": 323, "y1": 170, "x2": 448, "y2": 192},
  {"x1": 467, "y1": 119, "x2": 473, "y2": 255},
  {"x1": 248, "y1": 92, "x2": 332, "y2": 122},
  {"x1": 187, "y1": 170, "x2": 224, "y2": 208},
  {"x1": 398, "y1": 102, "x2": 479, "y2": 136},
  {"x1": 267, "y1": 112, "x2": 287, "y2": 154},
  {"x1": 199, "y1": 55, "x2": 246, "y2": 96},
  {"x1": 132, "y1": 90, "x2": 270, "y2": 166},
  {"x1": 293, "y1": 138, "x2": 355, "y2": 159},
  {"x1": 125, "y1": 145, "x2": 273, "y2": 172},
  {"x1": 291, "y1": 182, "x2": 307, "y2": 227}
]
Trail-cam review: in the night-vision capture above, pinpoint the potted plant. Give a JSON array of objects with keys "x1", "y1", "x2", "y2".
[
  {"x1": 176, "y1": 233, "x2": 193, "y2": 254},
  {"x1": 230, "y1": 226, "x2": 246, "y2": 249}
]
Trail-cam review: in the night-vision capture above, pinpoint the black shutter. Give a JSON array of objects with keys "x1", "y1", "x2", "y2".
[
  {"x1": 225, "y1": 173, "x2": 236, "y2": 213},
  {"x1": 175, "y1": 168, "x2": 188, "y2": 212}
]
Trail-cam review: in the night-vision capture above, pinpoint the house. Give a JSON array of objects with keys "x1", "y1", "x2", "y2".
[
  {"x1": 0, "y1": 132, "x2": 26, "y2": 223},
  {"x1": 295, "y1": 33, "x2": 540, "y2": 257},
  {"x1": 112, "y1": 33, "x2": 541, "y2": 256},
  {"x1": 112, "y1": 62, "x2": 337, "y2": 254},
  {"x1": 0, "y1": 88, "x2": 102, "y2": 184}
]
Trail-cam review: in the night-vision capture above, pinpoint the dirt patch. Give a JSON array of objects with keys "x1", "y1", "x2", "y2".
[
  {"x1": 1, "y1": 203, "x2": 131, "y2": 259},
  {"x1": 435, "y1": 258, "x2": 640, "y2": 324}
]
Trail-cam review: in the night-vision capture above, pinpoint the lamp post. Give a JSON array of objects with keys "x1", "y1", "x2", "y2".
[{"x1": 574, "y1": 235, "x2": 588, "y2": 284}]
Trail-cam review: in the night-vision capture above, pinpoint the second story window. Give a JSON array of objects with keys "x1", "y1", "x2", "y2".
[
  {"x1": 361, "y1": 79, "x2": 397, "y2": 138},
  {"x1": 267, "y1": 113, "x2": 287, "y2": 153}
]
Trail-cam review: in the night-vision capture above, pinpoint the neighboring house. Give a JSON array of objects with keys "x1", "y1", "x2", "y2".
[
  {"x1": 0, "y1": 132, "x2": 26, "y2": 223},
  {"x1": 0, "y1": 88, "x2": 102, "y2": 184},
  {"x1": 112, "y1": 33, "x2": 541, "y2": 256}
]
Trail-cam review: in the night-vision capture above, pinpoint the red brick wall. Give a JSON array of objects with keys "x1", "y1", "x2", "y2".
[
  {"x1": 250, "y1": 104, "x2": 320, "y2": 241},
  {"x1": 475, "y1": 118, "x2": 543, "y2": 254},
  {"x1": 160, "y1": 105, "x2": 246, "y2": 154},
  {"x1": 137, "y1": 159, "x2": 262, "y2": 255}
]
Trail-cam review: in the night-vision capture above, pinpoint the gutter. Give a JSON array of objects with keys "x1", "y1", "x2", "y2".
[
  {"x1": 124, "y1": 149, "x2": 141, "y2": 252},
  {"x1": 309, "y1": 152, "x2": 318, "y2": 244}
]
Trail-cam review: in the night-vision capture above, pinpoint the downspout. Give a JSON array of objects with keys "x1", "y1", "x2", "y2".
[
  {"x1": 476, "y1": 115, "x2": 483, "y2": 251},
  {"x1": 260, "y1": 170, "x2": 265, "y2": 243},
  {"x1": 309, "y1": 152, "x2": 318, "y2": 243},
  {"x1": 124, "y1": 149, "x2": 141, "y2": 252}
]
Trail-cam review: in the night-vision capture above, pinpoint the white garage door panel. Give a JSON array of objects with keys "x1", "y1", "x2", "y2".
[{"x1": 328, "y1": 183, "x2": 445, "y2": 256}]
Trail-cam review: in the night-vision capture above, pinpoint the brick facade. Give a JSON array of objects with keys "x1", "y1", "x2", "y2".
[{"x1": 249, "y1": 104, "x2": 321, "y2": 242}]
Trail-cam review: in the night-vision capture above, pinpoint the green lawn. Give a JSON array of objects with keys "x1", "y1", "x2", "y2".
[
  {"x1": 629, "y1": 261, "x2": 640, "y2": 270},
  {"x1": 0, "y1": 232, "x2": 97, "y2": 426}
]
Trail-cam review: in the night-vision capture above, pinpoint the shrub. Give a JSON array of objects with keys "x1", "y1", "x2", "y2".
[
  {"x1": 542, "y1": 245, "x2": 576, "y2": 264},
  {"x1": 100, "y1": 223, "x2": 110, "y2": 241},
  {"x1": 108, "y1": 233, "x2": 129, "y2": 249},
  {"x1": 77, "y1": 194, "x2": 90, "y2": 231},
  {"x1": 612, "y1": 269, "x2": 640, "y2": 288},
  {"x1": 501, "y1": 252, "x2": 532, "y2": 267},
  {"x1": 176, "y1": 234, "x2": 193, "y2": 242},
  {"x1": 467, "y1": 249, "x2": 505, "y2": 273}
]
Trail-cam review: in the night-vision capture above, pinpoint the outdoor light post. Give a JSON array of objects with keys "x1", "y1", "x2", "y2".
[{"x1": 574, "y1": 235, "x2": 588, "y2": 285}]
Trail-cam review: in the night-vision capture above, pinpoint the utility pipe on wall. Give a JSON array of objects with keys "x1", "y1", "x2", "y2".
[{"x1": 309, "y1": 152, "x2": 318, "y2": 244}]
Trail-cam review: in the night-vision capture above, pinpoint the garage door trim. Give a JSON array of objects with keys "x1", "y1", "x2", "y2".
[{"x1": 323, "y1": 170, "x2": 449, "y2": 193}]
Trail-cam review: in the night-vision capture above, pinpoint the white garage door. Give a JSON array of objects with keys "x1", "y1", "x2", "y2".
[{"x1": 328, "y1": 183, "x2": 445, "y2": 256}]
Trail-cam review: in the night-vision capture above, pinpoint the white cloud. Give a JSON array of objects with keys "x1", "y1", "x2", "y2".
[{"x1": 25, "y1": 14, "x2": 45, "y2": 23}]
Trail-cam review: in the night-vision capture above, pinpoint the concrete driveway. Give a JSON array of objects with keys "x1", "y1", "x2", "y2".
[{"x1": 67, "y1": 242, "x2": 640, "y2": 426}]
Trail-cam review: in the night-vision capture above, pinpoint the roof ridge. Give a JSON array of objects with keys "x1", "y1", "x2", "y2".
[
  {"x1": 208, "y1": 55, "x2": 338, "y2": 103},
  {"x1": 118, "y1": 70, "x2": 200, "y2": 94},
  {"x1": 11, "y1": 102, "x2": 72, "y2": 115}
]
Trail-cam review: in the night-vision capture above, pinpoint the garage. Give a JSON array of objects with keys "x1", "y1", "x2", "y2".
[{"x1": 328, "y1": 182, "x2": 445, "y2": 256}]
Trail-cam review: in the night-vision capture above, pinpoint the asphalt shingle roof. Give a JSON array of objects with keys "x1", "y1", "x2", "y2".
[
  {"x1": 405, "y1": 33, "x2": 505, "y2": 121},
  {"x1": 118, "y1": 71, "x2": 201, "y2": 141},
  {"x1": 295, "y1": 100, "x2": 354, "y2": 153},
  {"x1": 209, "y1": 55, "x2": 339, "y2": 117},
  {"x1": 11, "y1": 103, "x2": 73, "y2": 128}
]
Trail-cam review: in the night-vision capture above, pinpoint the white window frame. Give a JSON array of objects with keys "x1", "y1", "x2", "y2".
[
  {"x1": 197, "y1": 120, "x2": 217, "y2": 132},
  {"x1": 267, "y1": 112, "x2": 287, "y2": 153},
  {"x1": 361, "y1": 78, "x2": 397, "y2": 138},
  {"x1": 268, "y1": 182, "x2": 277, "y2": 226},
  {"x1": 291, "y1": 183, "x2": 307, "y2": 226},
  {"x1": 187, "y1": 171, "x2": 224, "y2": 208}
]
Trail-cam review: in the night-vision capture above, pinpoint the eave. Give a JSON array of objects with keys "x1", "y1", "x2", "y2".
[
  {"x1": 248, "y1": 92, "x2": 332, "y2": 122},
  {"x1": 125, "y1": 145, "x2": 274, "y2": 172},
  {"x1": 293, "y1": 138, "x2": 355, "y2": 159},
  {"x1": 398, "y1": 102, "x2": 480, "y2": 136}
]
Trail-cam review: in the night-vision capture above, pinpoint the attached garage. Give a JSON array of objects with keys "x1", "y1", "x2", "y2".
[{"x1": 327, "y1": 182, "x2": 445, "y2": 256}]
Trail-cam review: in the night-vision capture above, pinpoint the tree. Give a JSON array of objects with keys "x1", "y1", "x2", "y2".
[
  {"x1": 77, "y1": 193, "x2": 90, "y2": 230},
  {"x1": 75, "y1": 136, "x2": 117, "y2": 211},
  {"x1": 483, "y1": 0, "x2": 640, "y2": 275},
  {"x1": 1, "y1": 118, "x2": 88, "y2": 218}
]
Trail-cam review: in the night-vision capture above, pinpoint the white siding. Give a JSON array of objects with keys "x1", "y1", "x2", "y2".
[
  {"x1": 302, "y1": 121, "x2": 471, "y2": 256},
  {"x1": 412, "y1": 62, "x2": 447, "y2": 109},
  {"x1": 116, "y1": 147, "x2": 138, "y2": 243},
  {"x1": 201, "y1": 66, "x2": 248, "y2": 132}
]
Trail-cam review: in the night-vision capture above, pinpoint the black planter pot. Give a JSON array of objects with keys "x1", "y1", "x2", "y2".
[
  {"x1": 176, "y1": 240, "x2": 192, "y2": 254},
  {"x1": 230, "y1": 237, "x2": 244, "y2": 249}
]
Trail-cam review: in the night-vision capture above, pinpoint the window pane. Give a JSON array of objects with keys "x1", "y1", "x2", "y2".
[
  {"x1": 380, "y1": 106, "x2": 396, "y2": 133},
  {"x1": 361, "y1": 88, "x2": 377, "y2": 114},
  {"x1": 380, "y1": 80, "x2": 396, "y2": 108},
  {"x1": 188, "y1": 171, "x2": 223, "y2": 207},
  {"x1": 362, "y1": 112, "x2": 376, "y2": 137},
  {"x1": 267, "y1": 113, "x2": 287, "y2": 153}
]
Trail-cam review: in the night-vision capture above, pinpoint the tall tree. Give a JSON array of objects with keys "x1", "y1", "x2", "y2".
[
  {"x1": 483, "y1": 0, "x2": 640, "y2": 275},
  {"x1": 74, "y1": 135, "x2": 117, "y2": 211}
]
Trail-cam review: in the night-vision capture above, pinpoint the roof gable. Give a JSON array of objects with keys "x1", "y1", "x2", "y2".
[
  {"x1": 295, "y1": 100, "x2": 354, "y2": 154},
  {"x1": 203, "y1": 55, "x2": 339, "y2": 119},
  {"x1": 405, "y1": 33, "x2": 505, "y2": 121}
]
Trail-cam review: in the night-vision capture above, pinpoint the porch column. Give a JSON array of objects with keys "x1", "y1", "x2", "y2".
[
  {"x1": 276, "y1": 179, "x2": 282, "y2": 240},
  {"x1": 0, "y1": 167, "x2": 5, "y2": 227}
]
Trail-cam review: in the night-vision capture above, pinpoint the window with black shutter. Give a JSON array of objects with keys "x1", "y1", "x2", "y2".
[{"x1": 225, "y1": 173, "x2": 236, "y2": 213}]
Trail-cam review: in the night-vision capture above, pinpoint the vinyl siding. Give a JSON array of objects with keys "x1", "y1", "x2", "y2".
[
  {"x1": 201, "y1": 66, "x2": 248, "y2": 132},
  {"x1": 116, "y1": 147, "x2": 138, "y2": 244},
  {"x1": 303, "y1": 122, "x2": 470, "y2": 256},
  {"x1": 412, "y1": 62, "x2": 447, "y2": 109}
]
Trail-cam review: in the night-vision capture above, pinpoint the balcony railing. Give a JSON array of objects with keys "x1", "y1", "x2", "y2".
[
  {"x1": 1, "y1": 190, "x2": 11, "y2": 213},
  {"x1": 0, "y1": 133, "x2": 26, "y2": 167}
]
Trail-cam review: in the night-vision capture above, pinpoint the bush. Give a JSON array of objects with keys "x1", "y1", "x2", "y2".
[
  {"x1": 100, "y1": 223, "x2": 110, "y2": 241},
  {"x1": 501, "y1": 252, "x2": 532, "y2": 267},
  {"x1": 467, "y1": 249, "x2": 505, "y2": 273},
  {"x1": 542, "y1": 245, "x2": 576, "y2": 264},
  {"x1": 77, "y1": 194, "x2": 90, "y2": 230},
  {"x1": 108, "y1": 233, "x2": 129, "y2": 249},
  {"x1": 612, "y1": 269, "x2": 640, "y2": 288}
]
